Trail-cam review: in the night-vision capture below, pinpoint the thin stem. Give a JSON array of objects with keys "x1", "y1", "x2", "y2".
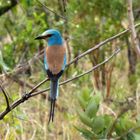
[
  {"x1": 31, "y1": 49, "x2": 120, "y2": 97},
  {"x1": 36, "y1": 0, "x2": 67, "y2": 20},
  {"x1": 0, "y1": 84, "x2": 10, "y2": 109},
  {"x1": 0, "y1": 49, "x2": 120, "y2": 120}
]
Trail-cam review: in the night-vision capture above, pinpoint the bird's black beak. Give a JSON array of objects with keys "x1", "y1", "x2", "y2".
[
  {"x1": 34, "y1": 35, "x2": 44, "y2": 40},
  {"x1": 35, "y1": 34, "x2": 53, "y2": 40}
]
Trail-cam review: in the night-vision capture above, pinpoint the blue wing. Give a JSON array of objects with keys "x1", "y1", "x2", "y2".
[
  {"x1": 44, "y1": 52, "x2": 48, "y2": 70},
  {"x1": 62, "y1": 53, "x2": 67, "y2": 70}
]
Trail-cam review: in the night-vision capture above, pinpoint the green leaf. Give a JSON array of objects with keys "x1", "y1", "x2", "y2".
[
  {"x1": 91, "y1": 91, "x2": 101, "y2": 105},
  {"x1": 78, "y1": 111, "x2": 93, "y2": 128},
  {"x1": 85, "y1": 101, "x2": 98, "y2": 118},
  {"x1": 92, "y1": 116, "x2": 105, "y2": 134},
  {"x1": 82, "y1": 87, "x2": 91, "y2": 101},
  {"x1": 0, "y1": 51, "x2": 10, "y2": 72},
  {"x1": 75, "y1": 126, "x2": 96, "y2": 140},
  {"x1": 104, "y1": 115, "x2": 112, "y2": 128},
  {"x1": 77, "y1": 94, "x2": 87, "y2": 110},
  {"x1": 133, "y1": 133, "x2": 140, "y2": 140}
]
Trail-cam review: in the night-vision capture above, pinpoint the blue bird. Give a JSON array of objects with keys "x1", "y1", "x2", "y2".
[{"x1": 35, "y1": 29, "x2": 66, "y2": 123}]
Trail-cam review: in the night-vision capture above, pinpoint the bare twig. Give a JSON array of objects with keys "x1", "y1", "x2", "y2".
[
  {"x1": 6, "y1": 75, "x2": 34, "y2": 89},
  {"x1": 127, "y1": 0, "x2": 140, "y2": 56},
  {"x1": 28, "y1": 78, "x2": 49, "y2": 95},
  {"x1": 0, "y1": 49, "x2": 44, "y2": 78},
  {"x1": 30, "y1": 49, "x2": 120, "y2": 97},
  {"x1": 0, "y1": 84, "x2": 10, "y2": 109},
  {"x1": 16, "y1": 43, "x2": 29, "y2": 66},
  {"x1": 1, "y1": 23, "x2": 140, "y2": 79},
  {"x1": 0, "y1": 49, "x2": 120, "y2": 120},
  {"x1": 67, "y1": 23, "x2": 140, "y2": 67},
  {"x1": 62, "y1": 0, "x2": 67, "y2": 12},
  {"x1": 36, "y1": 0, "x2": 67, "y2": 20}
]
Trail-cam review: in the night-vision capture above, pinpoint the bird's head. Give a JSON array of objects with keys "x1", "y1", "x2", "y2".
[{"x1": 35, "y1": 29, "x2": 63, "y2": 47}]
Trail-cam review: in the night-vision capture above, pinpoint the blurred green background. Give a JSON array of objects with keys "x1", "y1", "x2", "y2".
[{"x1": 0, "y1": 0, "x2": 140, "y2": 139}]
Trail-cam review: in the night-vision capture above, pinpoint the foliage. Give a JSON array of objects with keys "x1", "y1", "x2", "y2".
[
  {"x1": 0, "y1": 0, "x2": 140, "y2": 140},
  {"x1": 76, "y1": 89, "x2": 140, "y2": 139}
]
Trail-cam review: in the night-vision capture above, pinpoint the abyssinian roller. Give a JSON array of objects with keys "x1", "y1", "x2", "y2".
[{"x1": 35, "y1": 29, "x2": 66, "y2": 123}]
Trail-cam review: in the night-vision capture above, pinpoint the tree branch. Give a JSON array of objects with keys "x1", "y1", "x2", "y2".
[
  {"x1": 0, "y1": 48, "x2": 120, "y2": 120},
  {"x1": 67, "y1": 23, "x2": 140, "y2": 67},
  {"x1": 28, "y1": 78, "x2": 49, "y2": 95},
  {"x1": 127, "y1": 0, "x2": 140, "y2": 57},
  {"x1": 0, "y1": 49, "x2": 44, "y2": 78},
  {"x1": 30, "y1": 48, "x2": 120, "y2": 97},
  {"x1": 1, "y1": 23, "x2": 140, "y2": 79},
  {"x1": 0, "y1": 84, "x2": 10, "y2": 110},
  {"x1": 6, "y1": 75, "x2": 35, "y2": 89},
  {"x1": 36, "y1": 0, "x2": 67, "y2": 20},
  {"x1": 0, "y1": 0, "x2": 18, "y2": 16}
]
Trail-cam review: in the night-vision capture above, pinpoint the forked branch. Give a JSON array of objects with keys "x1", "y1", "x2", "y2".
[{"x1": 0, "y1": 49, "x2": 120, "y2": 120}]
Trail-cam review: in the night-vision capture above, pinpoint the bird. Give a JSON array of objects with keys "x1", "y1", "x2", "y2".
[{"x1": 35, "y1": 29, "x2": 66, "y2": 123}]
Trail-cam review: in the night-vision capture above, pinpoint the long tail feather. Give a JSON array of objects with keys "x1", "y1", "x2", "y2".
[
  {"x1": 48, "y1": 99, "x2": 56, "y2": 124},
  {"x1": 48, "y1": 79, "x2": 58, "y2": 124}
]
